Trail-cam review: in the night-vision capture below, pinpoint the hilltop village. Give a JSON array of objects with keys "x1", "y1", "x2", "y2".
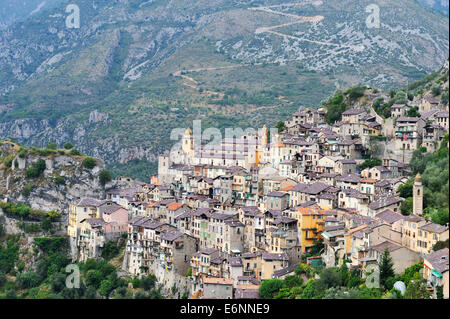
[{"x1": 63, "y1": 86, "x2": 450, "y2": 299}]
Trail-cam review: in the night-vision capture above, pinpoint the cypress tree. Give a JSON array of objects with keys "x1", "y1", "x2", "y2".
[{"x1": 379, "y1": 248, "x2": 395, "y2": 290}]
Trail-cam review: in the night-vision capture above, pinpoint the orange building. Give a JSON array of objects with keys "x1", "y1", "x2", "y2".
[{"x1": 293, "y1": 205, "x2": 326, "y2": 253}]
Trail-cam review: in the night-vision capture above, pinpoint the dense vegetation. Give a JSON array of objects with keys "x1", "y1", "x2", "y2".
[
  {"x1": 259, "y1": 249, "x2": 430, "y2": 299},
  {"x1": 358, "y1": 158, "x2": 382, "y2": 170},
  {"x1": 0, "y1": 234, "x2": 164, "y2": 299},
  {"x1": 322, "y1": 91, "x2": 348, "y2": 124},
  {"x1": 399, "y1": 134, "x2": 449, "y2": 225}
]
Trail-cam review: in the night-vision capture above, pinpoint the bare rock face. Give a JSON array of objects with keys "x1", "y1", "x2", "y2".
[
  {"x1": 0, "y1": 143, "x2": 107, "y2": 214},
  {"x1": 89, "y1": 110, "x2": 109, "y2": 124}
]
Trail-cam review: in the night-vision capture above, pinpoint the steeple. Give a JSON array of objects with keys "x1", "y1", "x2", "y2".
[
  {"x1": 182, "y1": 128, "x2": 194, "y2": 156},
  {"x1": 413, "y1": 173, "x2": 423, "y2": 216}
]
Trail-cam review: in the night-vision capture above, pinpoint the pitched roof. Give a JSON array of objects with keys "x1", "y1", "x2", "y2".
[
  {"x1": 167, "y1": 202, "x2": 184, "y2": 211},
  {"x1": 273, "y1": 264, "x2": 297, "y2": 278},
  {"x1": 376, "y1": 209, "x2": 404, "y2": 224},
  {"x1": 369, "y1": 196, "x2": 402, "y2": 210},
  {"x1": 337, "y1": 174, "x2": 361, "y2": 183},
  {"x1": 397, "y1": 116, "x2": 420, "y2": 123},
  {"x1": 420, "y1": 222, "x2": 448, "y2": 233},
  {"x1": 77, "y1": 198, "x2": 108, "y2": 207},
  {"x1": 267, "y1": 191, "x2": 288, "y2": 197},
  {"x1": 424, "y1": 248, "x2": 449, "y2": 274},
  {"x1": 342, "y1": 108, "x2": 365, "y2": 115},
  {"x1": 262, "y1": 252, "x2": 289, "y2": 261},
  {"x1": 228, "y1": 257, "x2": 243, "y2": 267},
  {"x1": 371, "y1": 241, "x2": 403, "y2": 253},
  {"x1": 160, "y1": 230, "x2": 184, "y2": 242}
]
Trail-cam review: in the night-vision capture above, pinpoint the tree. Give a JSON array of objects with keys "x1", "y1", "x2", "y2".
[
  {"x1": 101, "y1": 240, "x2": 119, "y2": 261},
  {"x1": 348, "y1": 269, "x2": 363, "y2": 288},
  {"x1": 25, "y1": 167, "x2": 40, "y2": 178},
  {"x1": 99, "y1": 170, "x2": 112, "y2": 186},
  {"x1": 406, "y1": 106, "x2": 420, "y2": 118},
  {"x1": 379, "y1": 248, "x2": 395, "y2": 290},
  {"x1": 325, "y1": 93, "x2": 347, "y2": 124},
  {"x1": 35, "y1": 159, "x2": 46, "y2": 173},
  {"x1": 283, "y1": 275, "x2": 303, "y2": 289},
  {"x1": 315, "y1": 268, "x2": 341, "y2": 294},
  {"x1": 84, "y1": 286, "x2": 98, "y2": 299},
  {"x1": 441, "y1": 89, "x2": 449, "y2": 105},
  {"x1": 70, "y1": 149, "x2": 81, "y2": 156},
  {"x1": 16, "y1": 272, "x2": 42, "y2": 289},
  {"x1": 397, "y1": 179, "x2": 414, "y2": 198},
  {"x1": 82, "y1": 157, "x2": 97, "y2": 169},
  {"x1": 436, "y1": 285, "x2": 444, "y2": 299},
  {"x1": 54, "y1": 176, "x2": 66, "y2": 186},
  {"x1": 99, "y1": 279, "x2": 115, "y2": 298},
  {"x1": 259, "y1": 279, "x2": 284, "y2": 299},
  {"x1": 85, "y1": 269, "x2": 103, "y2": 289},
  {"x1": 358, "y1": 158, "x2": 382, "y2": 170},
  {"x1": 399, "y1": 261, "x2": 423, "y2": 286},
  {"x1": 40, "y1": 215, "x2": 52, "y2": 232},
  {"x1": 339, "y1": 263, "x2": 349, "y2": 287},
  {"x1": 140, "y1": 275, "x2": 156, "y2": 291},
  {"x1": 5, "y1": 289, "x2": 17, "y2": 299},
  {"x1": 300, "y1": 279, "x2": 317, "y2": 299},
  {"x1": 393, "y1": 91, "x2": 408, "y2": 105},
  {"x1": 0, "y1": 270, "x2": 6, "y2": 287},
  {"x1": 25, "y1": 159, "x2": 46, "y2": 178},
  {"x1": 431, "y1": 83, "x2": 442, "y2": 97},
  {"x1": 404, "y1": 274, "x2": 430, "y2": 299},
  {"x1": 275, "y1": 121, "x2": 286, "y2": 133},
  {"x1": 432, "y1": 239, "x2": 449, "y2": 251},
  {"x1": 50, "y1": 273, "x2": 67, "y2": 293},
  {"x1": 134, "y1": 291, "x2": 148, "y2": 299},
  {"x1": 430, "y1": 207, "x2": 449, "y2": 225},
  {"x1": 400, "y1": 197, "x2": 413, "y2": 216},
  {"x1": 63, "y1": 142, "x2": 73, "y2": 150}
]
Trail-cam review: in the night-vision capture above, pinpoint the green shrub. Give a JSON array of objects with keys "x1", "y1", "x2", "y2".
[
  {"x1": 16, "y1": 272, "x2": 42, "y2": 289},
  {"x1": 22, "y1": 184, "x2": 34, "y2": 197},
  {"x1": 63, "y1": 142, "x2": 73, "y2": 150},
  {"x1": 259, "y1": 279, "x2": 284, "y2": 299},
  {"x1": 82, "y1": 157, "x2": 97, "y2": 169},
  {"x1": 99, "y1": 170, "x2": 112, "y2": 186},
  {"x1": 54, "y1": 176, "x2": 66, "y2": 186},
  {"x1": 70, "y1": 149, "x2": 81, "y2": 156}
]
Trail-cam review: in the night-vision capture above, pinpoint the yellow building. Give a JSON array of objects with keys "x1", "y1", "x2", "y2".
[
  {"x1": 402, "y1": 215, "x2": 449, "y2": 255},
  {"x1": 67, "y1": 198, "x2": 106, "y2": 238},
  {"x1": 294, "y1": 205, "x2": 326, "y2": 253},
  {"x1": 362, "y1": 122, "x2": 381, "y2": 136}
]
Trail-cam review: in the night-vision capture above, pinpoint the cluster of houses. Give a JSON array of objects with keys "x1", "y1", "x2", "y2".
[{"x1": 67, "y1": 94, "x2": 449, "y2": 299}]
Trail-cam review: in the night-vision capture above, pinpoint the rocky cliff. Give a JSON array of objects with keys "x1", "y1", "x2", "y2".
[{"x1": 0, "y1": 140, "x2": 108, "y2": 214}]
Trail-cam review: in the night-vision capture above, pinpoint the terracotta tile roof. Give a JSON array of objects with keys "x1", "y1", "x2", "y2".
[{"x1": 167, "y1": 202, "x2": 184, "y2": 211}]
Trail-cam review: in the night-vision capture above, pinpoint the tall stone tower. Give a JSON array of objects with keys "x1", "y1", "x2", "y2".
[
  {"x1": 413, "y1": 173, "x2": 423, "y2": 216},
  {"x1": 182, "y1": 128, "x2": 194, "y2": 158},
  {"x1": 260, "y1": 125, "x2": 268, "y2": 147}
]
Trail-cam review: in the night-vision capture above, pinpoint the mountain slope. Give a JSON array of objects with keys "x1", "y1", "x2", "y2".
[
  {"x1": 0, "y1": 0, "x2": 448, "y2": 180},
  {"x1": 0, "y1": 0, "x2": 65, "y2": 29},
  {"x1": 417, "y1": 0, "x2": 449, "y2": 16}
]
